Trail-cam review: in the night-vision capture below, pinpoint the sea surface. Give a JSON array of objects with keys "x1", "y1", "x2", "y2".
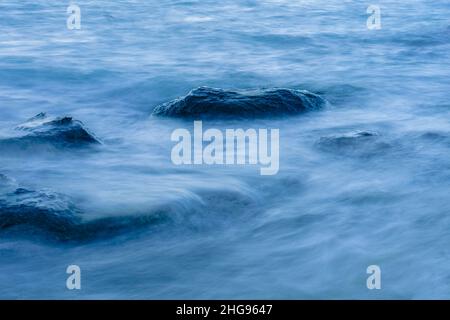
[{"x1": 0, "y1": 0, "x2": 449, "y2": 298}]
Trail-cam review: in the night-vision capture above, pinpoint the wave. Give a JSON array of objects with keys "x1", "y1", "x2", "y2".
[
  {"x1": 0, "y1": 174, "x2": 256, "y2": 242},
  {"x1": 0, "y1": 174, "x2": 164, "y2": 241},
  {"x1": 152, "y1": 86, "x2": 328, "y2": 119},
  {"x1": 0, "y1": 188, "x2": 168, "y2": 242}
]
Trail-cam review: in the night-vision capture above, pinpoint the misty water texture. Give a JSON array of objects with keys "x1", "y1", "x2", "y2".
[{"x1": 0, "y1": 0, "x2": 449, "y2": 298}]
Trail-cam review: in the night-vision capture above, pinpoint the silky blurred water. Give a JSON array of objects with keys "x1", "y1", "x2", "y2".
[{"x1": 0, "y1": 0, "x2": 449, "y2": 298}]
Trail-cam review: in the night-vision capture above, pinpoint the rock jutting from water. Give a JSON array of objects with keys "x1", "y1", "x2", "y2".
[
  {"x1": 0, "y1": 113, "x2": 100, "y2": 150},
  {"x1": 152, "y1": 87, "x2": 328, "y2": 119}
]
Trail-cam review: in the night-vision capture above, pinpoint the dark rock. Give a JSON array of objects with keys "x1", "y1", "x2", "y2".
[
  {"x1": 12, "y1": 112, "x2": 101, "y2": 147},
  {"x1": 0, "y1": 185, "x2": 82, "y2": 240},
  {"x1": 152, "y1": 87, "x2": 327, "y2": 119}
]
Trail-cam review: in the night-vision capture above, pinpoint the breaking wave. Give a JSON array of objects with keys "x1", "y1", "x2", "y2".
[{"x1": 0, "y1": 173, "x2": 256, "y2": 242}]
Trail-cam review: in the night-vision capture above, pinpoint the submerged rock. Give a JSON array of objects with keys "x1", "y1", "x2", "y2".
[
  {"x1": 0, "y1": 174, "x2": 17, "y2": 193},
  {"x1": 319, "y1": 131, "x2": 379, "y2": 144},
  {"x1": 317, "y1": 131, "x2": 391, "y2": 157},
  {"x1": 152, "y1": 87, "x2": 327, "y2": 119},
  {"x1": 9, "y1": 112, "x2": 101, "y2": 147},
  {"x1": 419, "y1": 131, "x2": 450, "y2": 145},
  {"x1": 0, "y1": 185, "x2": 82, "y2": 240}
]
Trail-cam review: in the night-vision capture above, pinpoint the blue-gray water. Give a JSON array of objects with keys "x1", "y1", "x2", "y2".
[{"x1": 0, "y1": 0, "x2": 449, "y2": 299}]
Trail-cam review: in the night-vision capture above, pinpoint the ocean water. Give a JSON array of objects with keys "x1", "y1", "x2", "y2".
[{"x1": 0, "y1": 0, "x2": 449, "y2": 299}]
